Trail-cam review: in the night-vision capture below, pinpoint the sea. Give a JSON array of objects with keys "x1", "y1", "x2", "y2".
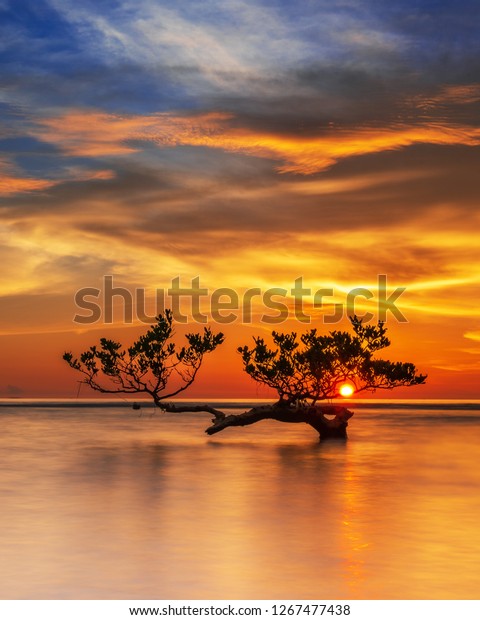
[{"x1": 1, "y1": 399, "x2": 479, "y2": 600}]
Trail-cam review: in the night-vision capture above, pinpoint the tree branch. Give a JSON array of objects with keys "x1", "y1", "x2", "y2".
[
  {"x1": 162, "y1": 402, "x2": 226, "y2": 422},
  {"x1": 204, "y1": 403, "x2": 353, "y2": 439}
]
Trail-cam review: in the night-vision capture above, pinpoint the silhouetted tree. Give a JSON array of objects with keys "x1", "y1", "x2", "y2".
[
  {"x1": 63, "y1": 310, "x2": 225, "y2": 417},
  {"x1": 64, "y1": 314, "x2": 426, "y2": 440},
  {"x1": 240, "y1": 316, "x2": 426, "y2": 401},
  {"x1": 217, "y1": 316, "x2": 427, "y2": 439}
]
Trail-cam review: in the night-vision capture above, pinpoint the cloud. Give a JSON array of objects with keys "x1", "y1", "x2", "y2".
[
  {"x1": 3, "y1": 0, "x2": 479, "y2": 120},
  {"x1": 39, "y1": 0, "x2": 480, "y2": 113},
  {"x1": 0, "y1": 165, "x2": 115, "y2": 197},
  {"x1": 3, "y1": 140, "x2": 479, "y2": 282},
  {"x1": 30, "y1": 110, "x2": 232, "y2": 157},
  {"x1": 0, "y1": 157, "x2": 57, "y2": 195},
  {"x1": 0, "y1": 143, "x2": 116, "y2": 197},
  {"x1": 0, "y1": 172, "x2": 56, "y2": 195},
  {"x1": 464, "y1": 331, "x2": 480, "y2": 342},
  {"x1": 412, "y1": 84, "x2": 480, "y2": 108},
  {"x1": 27, "y1": 104, "x2": 480, "y2": 176},
  {"x1": 45, "y1": 0, "x2": 308, "y2": 91}
]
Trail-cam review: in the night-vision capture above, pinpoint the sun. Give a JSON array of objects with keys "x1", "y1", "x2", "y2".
[{"x1": 339, "y1": 384, "x2": 354, "y2": 398}]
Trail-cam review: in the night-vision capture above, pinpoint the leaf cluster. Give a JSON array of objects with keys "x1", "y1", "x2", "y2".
[
  {"x1": 237, "y1": 316, "x2": 426, "y2": 403},
  {"x1": 63, "y1": 310, "x2": 224, "y2": 404}
]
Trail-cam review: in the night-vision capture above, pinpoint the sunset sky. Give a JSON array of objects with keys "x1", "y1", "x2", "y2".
[{"x1": 1, "y1": 0, "x2": 479, "y2": 399}]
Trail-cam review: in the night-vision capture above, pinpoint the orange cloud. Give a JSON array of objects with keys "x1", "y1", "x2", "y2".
[
  {"x1": 410, "y1": 84, "x2": 480, "y2": 110},
  {"x1": 0, "y1": 175, "x2": 57, "y2": 195},
  {"x1": 31, "y1": 110, "x2": 231, "y2": 157},
  {"x1": 0, "y1": 156, "x2": 115, "y2": 196},
  {"x1": 227, "y1": 123, "x2": 480, "y2": 174},
  {"x1": 31, "y1": 108, "x2": 480, "y2": 175},
  {"x1": 0, "y1": 159, "x2": 57, "y2": 195}
]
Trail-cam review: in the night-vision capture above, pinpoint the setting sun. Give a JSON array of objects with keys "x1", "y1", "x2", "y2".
[{"x1": 339, "y1": 384, "x2": 355, "y2": 397}]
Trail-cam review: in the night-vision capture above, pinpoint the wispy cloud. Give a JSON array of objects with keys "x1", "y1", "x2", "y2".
[
  {"x1": 46, "y1": 0, "x2": 308, "y2": 89},
  {"x1": 0, "y1": 153, "x2": 115, "y2": 197},
  {"x1": 464, "y1": 331, "x2": 480, "y2": 342},
  {"x1": 28, "y1": 107, "x2": 480, "y2": 174},
  {"x1": 411, "y1": 84, "x2": 480, "y2": 109},
  {"x1": 0, "y1": 157, "x2": 57, "y2": 195},
  {"x1": 0, "y1": 172, "x2": 56, "y2": 195}
]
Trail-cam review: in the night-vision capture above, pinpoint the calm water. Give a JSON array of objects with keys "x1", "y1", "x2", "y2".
[{"x1": 1, "y1": 400, "x2": 480, "y2": 600}]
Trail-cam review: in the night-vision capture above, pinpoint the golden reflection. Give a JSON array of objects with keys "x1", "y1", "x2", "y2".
[{"x1": 338, "y1": 454, "x2": 370, "y2": 598}]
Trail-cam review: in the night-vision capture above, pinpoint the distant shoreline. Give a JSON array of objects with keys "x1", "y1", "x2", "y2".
[{"x1": 1, "y1": 398, "x2": 480, "y2": 410}]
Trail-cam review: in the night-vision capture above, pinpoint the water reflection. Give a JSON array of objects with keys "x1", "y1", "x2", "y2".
[{"x1": 0, "y1": 406, "x2": 479, "y2": 598}]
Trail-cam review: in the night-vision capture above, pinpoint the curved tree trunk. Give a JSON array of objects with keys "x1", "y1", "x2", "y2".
[{"x1": 163, "y1": 402, "x2": 353, "y2": 440}]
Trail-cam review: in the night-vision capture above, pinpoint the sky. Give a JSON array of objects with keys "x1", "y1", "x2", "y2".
[{"x1": 0, "y1": 0, "x2": 479, "y2": 399}]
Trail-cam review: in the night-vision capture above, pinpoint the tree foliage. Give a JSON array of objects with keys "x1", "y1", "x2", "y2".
[
  {"x1": 63, "y1": 310, "x2": 224, "y2": 405},
  {"x1": 237, "y1": 316, "x2": 426, "y2": 404}
]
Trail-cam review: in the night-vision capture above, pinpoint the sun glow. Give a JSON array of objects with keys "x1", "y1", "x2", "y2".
[{"x1": 339, "y1": 384, "x2": 355, "y2": 398}]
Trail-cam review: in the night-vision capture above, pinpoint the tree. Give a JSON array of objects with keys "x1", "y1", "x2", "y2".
[
  {"x1": 239, "y1": 316, "x2": 426, "y2": 402},
  {"x1": 228, "y1": 316, "x2": 427, "y2": 439},
  {"x1": 64, "y1": 314, "x2": 426, "y2": 440},
  {"x1": 63, "y1": 310, "x2": 225, "y2": 418}
]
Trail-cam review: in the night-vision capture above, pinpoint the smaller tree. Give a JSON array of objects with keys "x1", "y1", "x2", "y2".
[{"x1": 63, "y1": 310, "x2": 224, "y2": 412}]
